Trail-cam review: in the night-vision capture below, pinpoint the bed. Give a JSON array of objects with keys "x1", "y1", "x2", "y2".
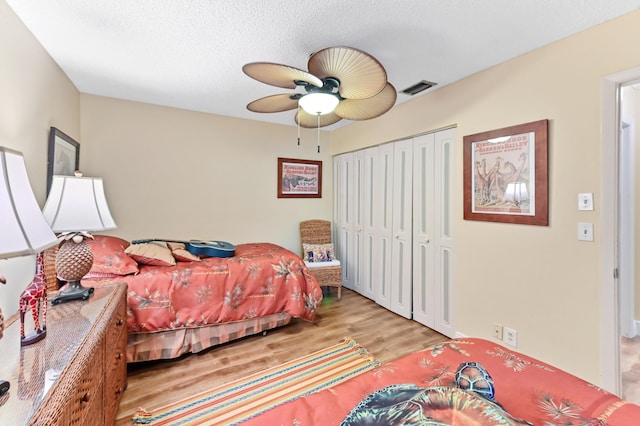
[
  {"x1": 240, "y1": 337, "x2": 640, "y2": 425},
  {"x1": 47, "y1": 235, "x2": 323, "y2": 363}
]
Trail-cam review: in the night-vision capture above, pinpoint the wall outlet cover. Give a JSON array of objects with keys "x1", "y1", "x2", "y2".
[
  {"x1": 493, "y1": 323, "x2": 503, "y2": 340},
  {"x1": 504, "y1": 327, "x2": 517, "y2": 347}
]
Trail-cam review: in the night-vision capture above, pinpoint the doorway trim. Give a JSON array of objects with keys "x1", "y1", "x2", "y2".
[
  {"x1": 601, "y1": 66, "x2": 640, "y2": 395},
  {"x1": 619, "y1": 120, "x2": 635, "y2": 339}
]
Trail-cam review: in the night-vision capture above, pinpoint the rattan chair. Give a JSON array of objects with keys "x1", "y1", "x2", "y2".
[{"x1": 299, "y1": 219, "x2": 342, "y2": 300}]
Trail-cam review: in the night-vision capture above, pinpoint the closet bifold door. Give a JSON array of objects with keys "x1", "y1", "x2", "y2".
[
  {"x1": 412, "y1": 129, "x2": 456, "y2": 337},
  {"x1": 362, "y1": 147, "x2": 379, "y2": 301},
  {"x1": 433, "y1": 129, "x2": 455, "y2": 337},
  {"x1": 374, "y1": 143, "x2": 394, "y2": 310},
  {"x1": 334, "y1": 153, "x2": 354, "y2": 290},
  {"x1": 412, "y1": 133, "x2": 436, "y2": 327},
  {"x1": 390, "y1": 139, "x2": 413, "y2": 318},
  {"x1": 351, "y1": 150, "x2": 365, "y2": 296},
  {"x1": 334, "y1": 128, "x2": 455, "y2": 336}
]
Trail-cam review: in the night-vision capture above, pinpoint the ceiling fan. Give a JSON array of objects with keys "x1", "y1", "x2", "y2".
[{"x1": 243, "y1": 46, "x2": 397, "y2": 129}]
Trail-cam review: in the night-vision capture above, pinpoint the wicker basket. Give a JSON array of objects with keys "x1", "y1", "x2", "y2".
[{"x1": 299, "y1": 220, "x2": 342, "y2": 300}]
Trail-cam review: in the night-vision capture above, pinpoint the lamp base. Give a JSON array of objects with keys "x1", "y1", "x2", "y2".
[{"x1": 51, "y1": 281, "x2": 94, "y2": 305}]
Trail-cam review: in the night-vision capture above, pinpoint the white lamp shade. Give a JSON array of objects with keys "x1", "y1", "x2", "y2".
[
  {"x1": 0, "y1": 147, "x2": 58, "y2": 258},
  {"x1": 299, "y1": 93, "x2": 339, "y2": 115},
  {"x1": 43, "y1": 175, "x2": 116, "y2": 232}
]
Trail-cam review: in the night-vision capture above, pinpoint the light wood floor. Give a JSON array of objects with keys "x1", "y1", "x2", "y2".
[{"x1": 115, "y1": 288, "x2": 448, "y2": 425}]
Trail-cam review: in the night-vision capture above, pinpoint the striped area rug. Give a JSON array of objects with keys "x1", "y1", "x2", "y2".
[{"x1": 132, "y1": 337, "x2": 379, "y2": 425}]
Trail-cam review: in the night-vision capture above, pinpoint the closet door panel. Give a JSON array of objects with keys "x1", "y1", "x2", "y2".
[
  {"x1": 335, "y1": 153, "x2": 354, "y2": 289},
  {"x1": 390, "y1": 139, "x2": 413, "y2": 319},
  {"x1": 432, "y1": 129, "x2": 455, "y2": 337},
  {"x1": 412, "y1": 134, "x2": 435, "y2": 326},
  {"x1": 375, "y1": 143, "x2": 394, "y2": 309},
  {"x1": 362, "y1": 147, "x2": 379, "y2": 300},
  {"x1": 411, "y1": 129, "x2": 455, "y2": 337},
  {"x1": 351, "y1": 150, "x2": 365, "y2": 295}
]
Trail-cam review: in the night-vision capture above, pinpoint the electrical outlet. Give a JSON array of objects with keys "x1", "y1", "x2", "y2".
[
  {"x1": 493, "y1": 323, "x2": 503, "y2": 340},
  {"x1": 504, "y1": 327, "x2": 517, "y2": 347}
]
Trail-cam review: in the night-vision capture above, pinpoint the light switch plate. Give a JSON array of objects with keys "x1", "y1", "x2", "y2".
[
  {"x1": 578, "y1": 223, "x2": 594, "y2": 241},
  {"x1": 578, "y1": 193, "x2": 593, "y2": 211}
]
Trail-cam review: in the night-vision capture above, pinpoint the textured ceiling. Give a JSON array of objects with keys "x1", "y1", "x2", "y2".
[{"x1": 6, "y1": 0, "x2": 640, "y2": 130}]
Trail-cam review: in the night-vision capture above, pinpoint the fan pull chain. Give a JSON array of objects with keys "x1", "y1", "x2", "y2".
[
  {"x1": 317, "y1": 113, "x2": 320, "y2": 153},
  {"x1": 297, "y1": 106, "x2": 301, "y2": 146}
]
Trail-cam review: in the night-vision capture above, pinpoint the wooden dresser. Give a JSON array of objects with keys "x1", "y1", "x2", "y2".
[{"x1": 0, "y1": 283, "x2": 127, "y2": 425}]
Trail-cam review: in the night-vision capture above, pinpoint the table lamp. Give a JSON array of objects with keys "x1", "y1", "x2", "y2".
[
  {"x1": 42, "y1": 173, "x2": 116, "y2": 304},
  {"x1": 0, "y1": 146, "x2": 59, "y2": 396}
]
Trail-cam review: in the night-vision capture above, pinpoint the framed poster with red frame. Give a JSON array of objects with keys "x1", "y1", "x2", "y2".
[{"x1": 463, "y1": 119, "x2": 548, "y2": 226}]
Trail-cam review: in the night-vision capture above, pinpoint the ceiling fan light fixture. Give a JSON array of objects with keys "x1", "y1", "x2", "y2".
[
  {"x1": 299, "y1": 92, "x2": 339, "y2": 115},
  {"x1": 244, "y1": 47, "x2": 394, "y2": 128}
]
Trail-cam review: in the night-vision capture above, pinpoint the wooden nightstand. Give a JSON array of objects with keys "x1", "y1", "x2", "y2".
[{"x1": 0, "y1": 283, "x2": 127, "y2": 425}]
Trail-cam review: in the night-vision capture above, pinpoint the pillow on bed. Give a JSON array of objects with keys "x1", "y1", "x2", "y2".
[
  {"x1": 166, "y1": 242, "x2": 201, "y2": 262},
  {"x1": 125, "y1": 243, "x2": 176, "y2": 266},
  {"x1": 303, "y1": 243, "x2": 335, "y2": 263},
  {"x1": 86, "y1": 235, "x2": 139, "y2": 276}
]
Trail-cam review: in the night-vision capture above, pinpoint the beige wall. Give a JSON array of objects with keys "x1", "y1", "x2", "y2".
[
  {"x1": 0, "y1": 0, "x2": 80, "y2": 315},
  {"x1": 329, "y1": 10, "x2": 640, "y2": 384},
  {"x1": 79, "y1": 95, "x2": 334, "y2": 252},
  {"x1": 0, "y1": 1, "x2": 80, "y2": 202}
]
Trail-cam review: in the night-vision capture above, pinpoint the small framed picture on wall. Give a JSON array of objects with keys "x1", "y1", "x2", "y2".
[
  {"x1": 277, "y1": 157, "x2": 322, "y2": 198},
  {"x1": 47, "y1": 127, "x2": 80, "y2": 194}
]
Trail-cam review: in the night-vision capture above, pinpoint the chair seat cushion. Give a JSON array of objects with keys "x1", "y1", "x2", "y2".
[{"x1": 305, "y1": 260, "x2": 341, "y2": 268}]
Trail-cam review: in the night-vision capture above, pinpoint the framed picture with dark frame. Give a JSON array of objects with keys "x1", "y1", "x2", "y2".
[
  {"x1": 463, "y1": 119, "x2": 548, "y2": 226},
  {"x1": 277, "y1": 157, "x2": 322, "y2": 198},
  {"x1": 47, "y1": 127, "x2": 80, "y2": 194}
]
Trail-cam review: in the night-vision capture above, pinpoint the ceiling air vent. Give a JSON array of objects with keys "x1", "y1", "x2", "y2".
[{"x1": 400, "y1": 80, "x2": 437, "y2": 95}]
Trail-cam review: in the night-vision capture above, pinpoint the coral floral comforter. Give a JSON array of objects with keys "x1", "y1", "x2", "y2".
[
  {"x1": 85, "y1": 242, "x2": 323, "y2": 333},
  {"x1": 242, "y1": 338, "x2": 640, "y2": 426}
]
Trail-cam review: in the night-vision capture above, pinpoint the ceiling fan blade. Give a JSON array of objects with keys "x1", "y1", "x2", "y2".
[
  {"x1": 334, "y1": 83, "x2": 397, "y2": 121},
  {"x1": 247, "y1": 94, "x2": 300, "y2": 113},
  {"x1": 295, "y1": 110, "x2": 342, "y2": 128},
  {"x1": 243, "y1": 62, "x2": 323, "y2": 89},
  {"x1": 307, "y1": 47, "x2": 387, "y2": 100}
]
